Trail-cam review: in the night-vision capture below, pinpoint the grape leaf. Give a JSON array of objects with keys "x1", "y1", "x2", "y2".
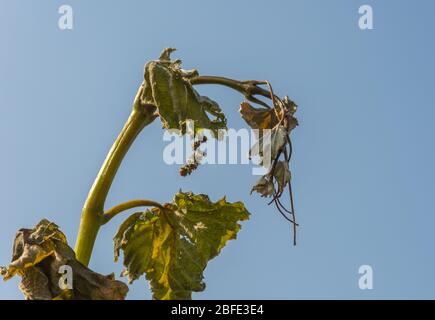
[
  {"x1": 1, "y1": 219, "x2": 128, "y2": 300},
  {"x1": 113, "y1": 191, "x2": 250, "y2": 300},
  {"x1": 141, "y1": 48, "x2": 227, "y2": 137},
  {"x1": 239, "y1": 101, "x2": 279, "y2": 130}
]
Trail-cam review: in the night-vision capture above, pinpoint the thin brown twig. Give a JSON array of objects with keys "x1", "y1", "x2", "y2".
[
  {"x1": 284, "y1": 145, "x2": 297, "y2": 246},
  {"x1": 273, "y1": 198, "x2": 298, "y2": 225},
  {"x1": 288, "y1": 182, "x2": 297, "y2": 246}
]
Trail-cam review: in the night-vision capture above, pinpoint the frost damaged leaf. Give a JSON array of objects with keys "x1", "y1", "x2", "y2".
[
  {"x1": 239, "y1": 102, "x2": 279, "y2": 130},
  {"x1": 250, "y1": 175, "x2": 275, "y2": 197},
  {"x1": 273, "y1": 161, "x2": 291, "y2": 194},
  {"x1": 113, "y1": 191, "x2": 249, "y2": 300},
  {"x1": 1, "y1": 219, "x2": 128, "y2": 300},
  {"x1": 141, "y1": 48, "x2": 227, "y2": 137},
  {"x1": 250, "y1": 125, "x2": 288, "y2": 162}
]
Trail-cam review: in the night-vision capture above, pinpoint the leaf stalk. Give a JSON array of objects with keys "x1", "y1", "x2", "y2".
[{"x1": 102, "y1": 199, "x2": 164, "y2": 225}]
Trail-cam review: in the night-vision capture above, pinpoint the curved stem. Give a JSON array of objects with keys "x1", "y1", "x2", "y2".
[
  {"x1": 190, "y1": 76, "x2": 274, "y2": 109},
  {"x1": 190, "y1": 76, "x2": 250, "y2": 93},
  {"x1": 74, "y1": 74, "x2": 285, "y2": 266},
  {"x1": 102, "y1": 199, "x2": 164, "y2": 225},
  {"x1": 75, "y1": 87, "x2": 157, "y2": 266}
]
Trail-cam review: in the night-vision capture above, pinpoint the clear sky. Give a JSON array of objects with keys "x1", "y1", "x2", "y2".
[{"x1": 1, "y1": 0, "x2": 435, "y2": 299}]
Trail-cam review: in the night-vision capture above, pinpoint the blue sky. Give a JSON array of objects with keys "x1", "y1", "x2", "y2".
[{"x1": 1, "y1": 0, "x2": 435, "y2": 299}]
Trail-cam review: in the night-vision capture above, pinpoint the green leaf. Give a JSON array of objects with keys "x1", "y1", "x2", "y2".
[
  {"x1": 141, "y1": 48, "x2": 227, "y2": 137},
  {"x1": 113, "y1": 191, "x2": 250, "y2": 300}
]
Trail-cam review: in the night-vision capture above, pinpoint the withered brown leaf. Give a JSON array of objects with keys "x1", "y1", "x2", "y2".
[
  {"x1": 239, "y1": 102, "x2": 279, "y2": 130},
  {"x1": 1, "y1": 219, "x2": 128, "y2": 300}
]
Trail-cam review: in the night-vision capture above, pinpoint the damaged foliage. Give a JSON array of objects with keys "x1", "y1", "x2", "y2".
[
  {"x1": 1, "y1": 220, "x2": 128, "y2": 300},
  {"x1": 140, "y1": 48, "x2": 227, "y2": 137},
  {"x1": 113, "y1": 191, "x2": 249, "y2": 300},
  {"x1": 2, "y1": 48, "x2": 300, "y2": 300},
  {"x1": 240, "y1": 94, "x2": 299, "y2": 244}
]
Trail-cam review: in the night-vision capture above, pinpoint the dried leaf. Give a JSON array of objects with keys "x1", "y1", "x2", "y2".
[
  {"x1": 114, "y1": 191, "x2": 249, "y2": 300},
  {"x1": 250, "y1": 175, "x2": 275, "y2": 197},
  {"x1": 250, "y1": 125, "x2": 288, "y2": 163},
  {"x1": 1, "y1": 219, "x2": 128, "y2": 300},
  {"x1": 273, "y1": 161, "x2": 291, "y2": 194},
  {"x1": 283, "y1": 95, "x2": 298, "y2": 115},
  {"x1": 239, "y1": 102, "x2": 279, "y2": 130}
]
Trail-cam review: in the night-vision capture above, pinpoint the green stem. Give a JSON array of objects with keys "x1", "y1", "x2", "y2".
[
  {"x1": 102, "y1": 199, "x2": 164, "y2": 225},
  {"x1": 190, "y1": 76, "x2": 274, "y2": 108},
  {"x1": 74, "y1": 75, "x2": 274, "y2": 266},
  {"x1": 75, "y1": 92, "x2": 157, "y2": 266}
]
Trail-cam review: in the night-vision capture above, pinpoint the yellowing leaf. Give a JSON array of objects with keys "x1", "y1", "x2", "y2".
[{"x1": 113, "y1": 191, "x2": 250, "y2": 300}]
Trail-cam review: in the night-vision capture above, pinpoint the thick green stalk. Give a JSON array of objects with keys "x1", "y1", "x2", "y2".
[
  {"x1": 74, "y1": 75, "x2": 271, "y2": 266},
  {"x1": 75, "y1": 95, "x2": 156, "y2": 266}
]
